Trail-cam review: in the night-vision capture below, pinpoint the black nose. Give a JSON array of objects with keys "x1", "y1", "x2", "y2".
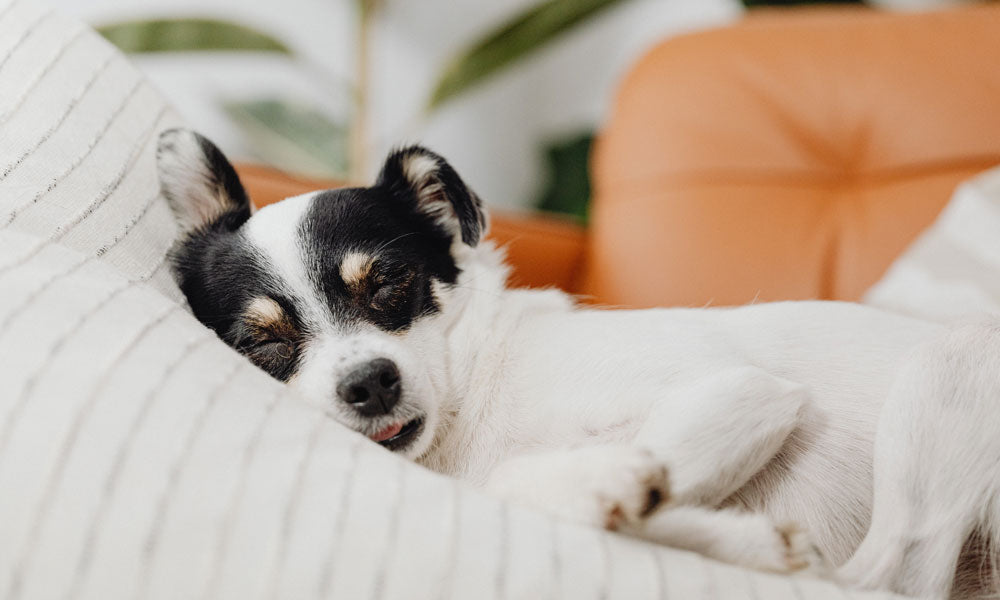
[{"x1": 337, "y1": 358, "x2": 401, "y2": 416}]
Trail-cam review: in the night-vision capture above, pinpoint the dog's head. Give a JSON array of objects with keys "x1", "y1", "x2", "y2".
[{"x1": 157, "y1": 128, "x2": 487, "y2": 458}]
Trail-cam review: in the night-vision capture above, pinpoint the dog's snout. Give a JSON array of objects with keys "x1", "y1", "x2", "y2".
[{"x1": 337, "y1": 358, "x2": 401, "y2": 416}]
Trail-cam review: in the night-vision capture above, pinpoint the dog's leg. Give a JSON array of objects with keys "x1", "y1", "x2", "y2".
[
  {"x1": 622, "y1": 506, "x2": 828, "y2": 574},
  {"x1": 485, "y1": 367, "x2": 807, "y2": 549},
  {"x1": 837, "y1": 322, "x2": 1000, "y2": 599},
  {"x1": 485, "y1": 443, "x2": 670, "y2": 530},
  {"x1": 635, "y1": 366, "x2": 807, "y2": 507}
]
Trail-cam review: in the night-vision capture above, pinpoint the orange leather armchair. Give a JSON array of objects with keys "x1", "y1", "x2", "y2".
[{"x1": 242, "y1": 4, "x2": 1000, "y2": 308}]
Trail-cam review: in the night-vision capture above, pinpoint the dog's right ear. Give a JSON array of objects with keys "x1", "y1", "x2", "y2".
[
  {"x1": 376, "y1": 146, "x2": 487, "y2": 247},
  {"x1": 156, "y1": 128, "x2": 251, "y2": 237}
]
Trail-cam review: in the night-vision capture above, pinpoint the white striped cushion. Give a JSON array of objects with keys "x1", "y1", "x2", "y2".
[
  {"x1": 866, "y1": 165, "x2": 1000, "y2": 321},
  {"x1": 0, "y1": 2, "x2": 905, "y2": 598}
]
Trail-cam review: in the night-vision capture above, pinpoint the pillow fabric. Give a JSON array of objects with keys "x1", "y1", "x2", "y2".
[
  {"x1": 0, "y1": 2, "x2": 905, "y2": 598},
  {"x1": 866, "y1": 165, "x2": 1000, "y2": 321}
]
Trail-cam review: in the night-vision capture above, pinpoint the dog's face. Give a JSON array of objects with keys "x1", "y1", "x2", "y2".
[{"x1": 157, "y1": 129, "x2": 486, "y2": 458}]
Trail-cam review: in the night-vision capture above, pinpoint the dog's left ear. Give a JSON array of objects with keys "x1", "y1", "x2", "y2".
[
  {"x1": 377, "y1": 146, "x2": 488, "y2": 247},
  {"x1": 156, "y1": 128, "x2": 252, "y2": 238}
]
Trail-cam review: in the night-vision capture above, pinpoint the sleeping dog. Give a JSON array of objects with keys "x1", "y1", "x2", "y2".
[{"x1": 157, "y1": 128, "x2": 1000, "y2": 599}]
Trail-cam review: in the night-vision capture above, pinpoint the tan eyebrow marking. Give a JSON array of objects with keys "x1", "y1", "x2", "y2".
[
  {"x1": 340, "y1": 251, "x2": 375, "y2": 290},
  {"x1": 242, "y1": 296, "x2": 299, "y2": 342},
  {"x1": 244, "y1": 296, "x2": 285, "y2": 326}
]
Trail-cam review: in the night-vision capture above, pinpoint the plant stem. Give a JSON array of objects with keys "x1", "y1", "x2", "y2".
[{"x1": 351, "y1": 0, "x2": 376, "y2": 183}]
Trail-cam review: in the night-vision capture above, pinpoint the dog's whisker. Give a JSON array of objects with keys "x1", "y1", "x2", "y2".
[
  {"x1": 372, "y1": 231, "x2": 421, "y2": 255},
  {"x1": 159, "y1": 129, "x2": 1000, "y2": 597}
]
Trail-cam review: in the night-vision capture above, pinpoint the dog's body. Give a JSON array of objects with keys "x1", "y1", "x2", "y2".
[{"x1": 157, "y1": 128, "x2": 1000, "y2": 599}]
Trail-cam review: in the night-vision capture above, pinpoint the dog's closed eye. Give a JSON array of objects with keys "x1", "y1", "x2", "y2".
[
  {"x1": 370, "y1": 270, "x2": 415, "y2": 311},
  {"x1": 254, "y1": 338, "x2": 295, "y2": 359},
  {"x1": 237, "y1": 296, "x2": 301, "y2": 379}
]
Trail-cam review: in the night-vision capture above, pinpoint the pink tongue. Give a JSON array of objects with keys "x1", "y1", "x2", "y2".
[{"x1": 371, "y1": 422, "x2": 403, "y2": 443}]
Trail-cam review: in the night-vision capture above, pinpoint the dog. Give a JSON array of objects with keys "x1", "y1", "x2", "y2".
[{"x1": 157, "y1": 127, "x2": 1000, "y2": 599}]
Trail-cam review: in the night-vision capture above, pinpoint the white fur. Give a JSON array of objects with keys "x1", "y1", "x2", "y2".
[
  {"x1": 383, "y1": 241, "x2": 1000, "y2": 599},
  {"x1": 161, "y1": 126, "x2": 1000, "y2": 595},
  {"x1": 157, "y1": 129, "x2": 233, "y2": 234},
  {"x1": 401, "y1": 153, "x2": 460, "y2": 238},
  {"x1": 402, "y1": 154, "x2": 439, "y2": 188},
  {"x1": 241, "y1": 192, "x2": 446, "y2": 458},
  {"x1": 242, "y1": 192, "x2": 326, "y2": 330}
]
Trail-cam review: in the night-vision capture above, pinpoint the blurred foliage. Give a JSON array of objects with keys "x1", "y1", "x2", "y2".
[
  {"x1": 434, "y1": 0, "x2": 873, "y2": 216},
  {"x1": 223, "y1": 99, "x2": 349, "y2": 178},
  {"x1": 97, "y1": 18, "x2": 292, "y2": 54},
  {"x1": 99, "y1": 18, "x2": 349, "y2": 178},
  {"x1": 537, "y1": 132, "x2": 594, "y2": 222},
  {"x1": 428, "y1": 0, "x2": 628, "y2": 110}
]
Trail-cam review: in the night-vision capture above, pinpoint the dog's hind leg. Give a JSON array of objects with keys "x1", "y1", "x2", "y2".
[
  {"x1": 635, "y1": 366, "x2": 808, "y2": 507},
  {"x1": 486, "y1": 367, "x2": 812, "y2": 564},
  {"x1": 837, "y1": 321, "x2": 1000, "y2": 599}
]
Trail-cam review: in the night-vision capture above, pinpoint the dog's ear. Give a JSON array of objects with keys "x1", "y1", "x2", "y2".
[
  {"x1": 156, "y1": 128, "x2": 251, "y2": 237},
  {"x1": 377, "y1": 146, "x2": 488, "y2": 247}
]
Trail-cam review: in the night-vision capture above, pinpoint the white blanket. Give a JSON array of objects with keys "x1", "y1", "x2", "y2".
[
  {"x1": 867, "y1": 165, "x2": 1000, "y2": 321},
  {"x1": 0, "y1": 2, "x2": 903, "y2": 598}
]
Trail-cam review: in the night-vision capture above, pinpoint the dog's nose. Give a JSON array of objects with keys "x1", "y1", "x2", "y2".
[{"x1": 337, "y1": 358, "x2": 401, "y2": 416}]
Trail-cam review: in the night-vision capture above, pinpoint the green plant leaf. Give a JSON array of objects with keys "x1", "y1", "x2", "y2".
[
  {"x1": 536, "y1": 131, "x2": 594, "y2": 222},
  {"x1": 428, "y1": 0, "x2": 629, "y2": 110},
  {"x1": 223, "y1": 98, "x2": 349, "y2": 179},
  {"x1": 97, "y1": 18, "x2": 293, "y2": 54}
]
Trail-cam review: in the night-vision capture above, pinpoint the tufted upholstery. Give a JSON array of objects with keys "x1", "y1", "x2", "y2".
[
  {"x1": 580, "y1": 4, "x2": 1000, "y2": 308},
  {"x1": 246, "y1": 6, "x2": 1000, "y2": 309}
]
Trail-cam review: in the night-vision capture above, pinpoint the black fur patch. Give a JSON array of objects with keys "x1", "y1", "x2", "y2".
[
  {"x1": 165, "y1": 140, "x2": 482, "y2": 383},
  {"x1": 377, "y1": 146, "x2": 486, "y2": 247},
  {"x1": 170, "y1": 231, "x2": 305, "y2": 381},
  {"x1": 300, "y1": 185, "x2": 460, "y2": 332}
]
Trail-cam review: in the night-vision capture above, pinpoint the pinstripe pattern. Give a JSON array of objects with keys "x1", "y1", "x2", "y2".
[
  {"x1": 549, "y1": 518, "x2": 563, "y2": 600},
  {"x1": 1, "y1": 48, "x2": 117, "y2": 177},
  {"x1": 263, "y1": 414, "x2": 328, "y2": 600},
  {"x1": 314, "y1": 438, "x2": 363, "y2": 599},
  {"x1": 136, "y1": 360, "x2": 246, "y2": 597},
  {"x1": 0, "y1": 9, "x2": 914, "y2": 600},
  {"x1": 652, "y1": 545, "x2": 668, "y2": 600},
  {"x1": 437, "y1": 482, "x2": 462, "y2": 600},
  {"x1": 1, "y1": 76, "x2": 145, "y2": 228},
  {"x1": 4, "y1": 303, "x2": 179, "y2": 600},
  {"x1": 370, "y1": 459, "x2": 407, "y2": 600},
  {"x1": 199, "y1": 389, "x2": 283, "y2": 600},
  {"x1": 0, "y1": 8, "x2": 51, "y2": 76},
  {"x1": 597, "y1": 530, "x2": 612, "y2": 600},
  {"x1": 64, "y1": 333, "x2": 216, "y2": 599},
  {"x1": 0, "y1": 25, "x2": 86, "y2": 125},
  {"x1": 0, "y1": 0, "x2": 20, "y2": 26}
]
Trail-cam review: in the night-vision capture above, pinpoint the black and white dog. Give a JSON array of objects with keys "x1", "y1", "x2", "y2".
[{"x1": 158, "y1": 128, "x2": 1000, "y2": 599}]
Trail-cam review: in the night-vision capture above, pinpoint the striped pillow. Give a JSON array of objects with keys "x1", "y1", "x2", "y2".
[
  {"x1": 866, "y1": 165, "x2": 1000, "y2": 321},
  {"x1": 0, "y1": 3, "x2": 904, "y2": 598}
]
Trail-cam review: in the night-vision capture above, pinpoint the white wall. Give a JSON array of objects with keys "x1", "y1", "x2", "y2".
[
  {"x1": 48, "y1": 0, "x2": 747, "y2": 209},
  {"x1": 49, "y1": 0, "x2": 967, "y2": 209},
  {"x1": 370, "y1": 0, "x2": 742, "y2": 209}
]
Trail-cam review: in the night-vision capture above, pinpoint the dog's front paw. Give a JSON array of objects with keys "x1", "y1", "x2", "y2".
[
  {"x1": 589, "y1": 446, "x2": 670, "y2": 529},
  {"x1": 486, "y1": 445, "x2": 670, "y2": 530},
  {"x1": 742, "y1": 519, "x2": 829, "y2": 575}
]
